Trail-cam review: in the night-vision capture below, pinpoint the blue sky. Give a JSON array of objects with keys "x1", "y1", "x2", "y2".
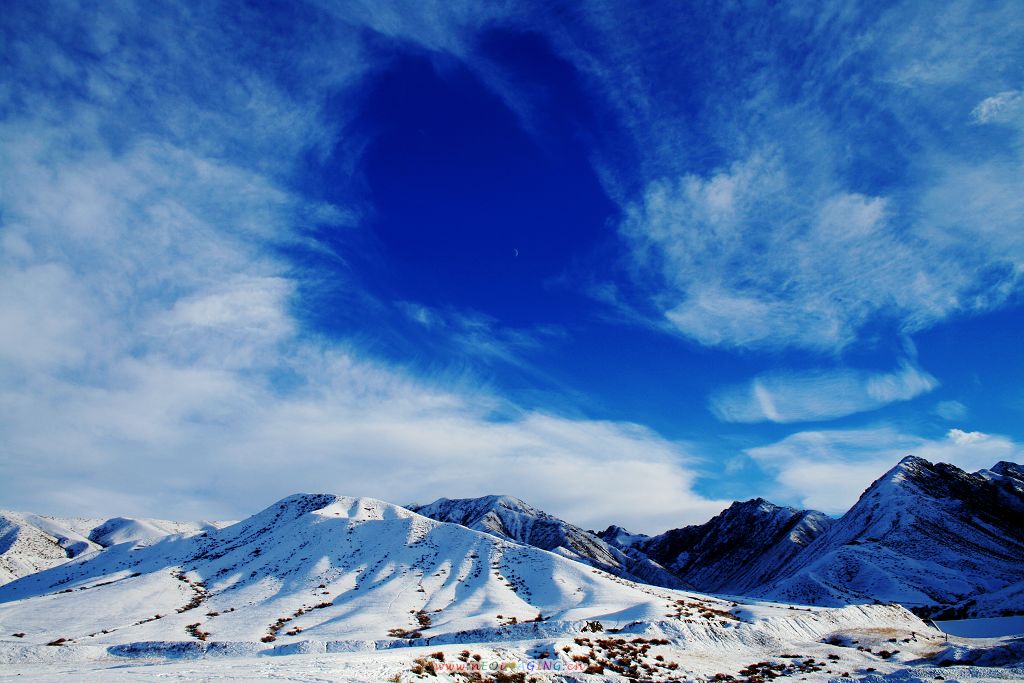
[{"x1": 1, "y1": 0, "x2": 1022, "y2": 532}]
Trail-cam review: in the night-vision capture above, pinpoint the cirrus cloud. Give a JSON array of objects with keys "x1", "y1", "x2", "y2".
[{"x1": 710, "y1": 362, "x2": 938, "y2": 424}]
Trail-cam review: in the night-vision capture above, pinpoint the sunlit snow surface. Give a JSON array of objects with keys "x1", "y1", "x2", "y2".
[{"x1": 1, "y1": 494, "x2": 1021, "y2": 681}]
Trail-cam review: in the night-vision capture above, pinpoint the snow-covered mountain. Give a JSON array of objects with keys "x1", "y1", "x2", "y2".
[
  {"x1": 1, "y1": 491, "x2": 953, "y2": 683},
  {"x1": 409, "y1": 495, "x2": 683, "y2": 589},
  {"x1": 979, "y1": 460, "x2": 1024, "y2": 493},
  {"x1": 0, "y1": 511, "x2": 231, "y2": 585},
  {"x1": 0, "y1": 493, "x2": 729, "y2": 646},
  {"x1": 608, "y1": 498, "x2": 833, "y2": 595},
  {"x1": 2, "y1": 459, "x2": 1022, "y2": 680},
  {"x1": 756, "y1": 456, "x2": 1024, "y2": 618},
  {"x1": 409, "y1": 458, "x2": 1024, "y2": 620}
]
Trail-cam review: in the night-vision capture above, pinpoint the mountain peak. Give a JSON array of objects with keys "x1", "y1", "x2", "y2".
[
  {"x1": 758, "y1": 455, "x2": 1024, "y2": 616},
  {"x1": 251, "y1": 493, "x2": 341, "y2": 524},
  {"x1": 894, "y1": 454, "x2": 930, "y2": 471},
  {"x1": 480, "y1": 494, "x2": 533, "y2": 510},
  {"x1": 730, "y1": 498, "x2": 788, "y2": 515},
  {"x1": 597, "y1": 524, "x2": 649, "y2": 548},
  {"x1": 412, "y1": 494, "x2": 534, "y2": 517},
  {"x1": 868, "y1": 454, "x2": 938, "y2": 493},
  {"x1": 990, "y1": 461, "x2": 1024, "y2": 482},
  {"x1": 271, "y1": 493, "x2": 339, "y2": 512}
]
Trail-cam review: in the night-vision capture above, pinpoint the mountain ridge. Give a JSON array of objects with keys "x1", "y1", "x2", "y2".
[
  {"x1": 411, "y1": 456, "x2": 1024, "y2": 619},
  {"x1": 0, "y1": 489, "x2": 1007, "y2": 682},
  {"x1": 4, "y1": 455, "x2": 1021, "y2": 621},
  {"x1": 0, "y1": 493, "x2": 743, "y2": 648},
  {"x1": 409, "y1": 494, "x2": 685, "y2": 589},
  {"x1": 753, "y1": 455, "x2": 1024, "y2": 617},
  {"x1": 611, "y1": 497, "x2": 834, "y2": 595}
]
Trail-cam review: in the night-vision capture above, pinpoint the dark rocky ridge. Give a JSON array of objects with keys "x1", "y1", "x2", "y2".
[{"x1": 613, "y1": 498, "x2": 833, "y2": 594}]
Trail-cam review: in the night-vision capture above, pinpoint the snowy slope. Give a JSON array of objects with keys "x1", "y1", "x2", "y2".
[
  {"x1": 6, "y1": 492, "x2": 1010, "y2": 683},
  {"x1": 616, "y1": 498, "x2": 833, "y2": 595},
  {"x1": 0, "y1": 494, "x2": 927, "y2": 649},
  {"x1": 0, "y1": 512, "x2": 233, "y2": 586},
  {"x1": 409, "y1": 495, "x2": 683, "y2": 589},
  {"x1": 0, "y1": 512, "x2": 106, "y2": 585},
  {"x1": 757, "y1": 456, "x2": 1024, "y2": 617},
  {"x1": 0, "y1": 494, "x2": 684, "y2": 646}
]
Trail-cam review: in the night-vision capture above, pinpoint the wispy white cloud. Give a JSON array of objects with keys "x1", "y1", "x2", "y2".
[
  {"x1": 710, "y1": 362, "x2": 938, "y2": 424},
  {"x1": 621, "y1": 135, "x2": 1022, "y2": 350},
  {"x1": 747, "y1": 426, "x2": 1024, "y2": 514},
  {"x1": 876, "y1": 2, "x2": 1022, "y2": 88},
  {"x1": 947, "y1": 428, "x2": 989, "y2": 445},
  {"x1": 971, "y1": 90, "x2": 1024, "y2": 124},
  {"x1": 397, "y1": 300, "x2": 567, "y2": 372},
  {"x1": 622, "y1": 151, "x2": 946, "y2": 350},
  {"x1": 0, "y1": 336, "x2": 726, "y2": 532}
]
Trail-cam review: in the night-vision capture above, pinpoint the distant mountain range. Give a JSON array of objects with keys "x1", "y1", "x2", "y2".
[
  {"x1": 4, "y1": 456, "x2": 1022, "y2": 622},
  {"x1": 0, "y1": 491, "x2": 931, "y2": 681},
  {"x1": 0, "y1": 472, "x2": 1016, "y2": 680}
]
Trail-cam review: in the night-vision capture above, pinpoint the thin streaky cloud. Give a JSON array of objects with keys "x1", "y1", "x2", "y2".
[{"x1": 710, "y1": 363, "x2": 937, "y2": 424}]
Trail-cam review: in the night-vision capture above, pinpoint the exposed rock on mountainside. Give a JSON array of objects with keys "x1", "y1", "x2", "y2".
[{"x1": 603, "y1": 499, "x2": 833, "y2": 594}]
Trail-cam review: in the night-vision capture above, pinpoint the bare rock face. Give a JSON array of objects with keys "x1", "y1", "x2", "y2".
[{"x1": 622, "y1": 498, "x2": 833, "y2": 594}]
